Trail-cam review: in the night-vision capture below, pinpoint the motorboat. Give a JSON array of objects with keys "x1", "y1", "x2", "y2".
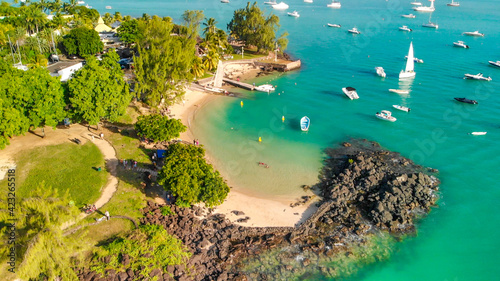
[
  {"x1": 422, "y1": 22, "x2": 438, "y2": 28},
  {"x1": 405, "y1": 56, "x2": 424, "y2": 63},
  {"x1": 470, "y1": 132, "x2": 487, "y2": 135},
  {"x1": 489, "y1": 61, "x2": 500, "y2": 68},
  {"x1": 221, "y1": 0, "x2": 229, "y2": 3},
  {"x1": 389, "y1": 89, "x2": 410, "y2": 94},
  {"x1": 393, "y1": 105, "x2": 411, "y2": 112},
  {"x1": 463, "y1": 31, "x2": 484, "y2": 37},
  {"x1": 402, "y1": 14, "x2": 416, "y2": 18},
  {"x1": 453, "y1": 41, "x2": 469, "y2": 48},
  {"x1": 410, "y1": 1, "x2": 422, "y2": 5},
  {"x1": 413, "y1": 0, "x2": 435, "y2": 12},
  {"x1": 447, "y1": 0, "x2": 460, "y2": 6},
  {"x1": 327, "y1": 23, "x2": 341, "y2": 28},
  {"x1": 348, "y1": 27, "x2": 361, "y2": 34},
  {"x1": 463, "y1": 73, "x2": 492, "y2": 81},
  {"x1": 255, "y1": 84, "x2": 275, "y2": 92},
  {"x1": 204, "y1": 86, "x2": 225, "y2": 93},
  {"x1": 77, "y1": 0, "x2": 85, "y2": 4},
  {"x1": 272, "y1": 2, "x2": 289, "y2": 10},
  {"x1": 342, "y1": 87, "x2": 359, "y2": 100},
  {"x1": 304, "y1": 0, "x2": 313, "y2": 3},
  {"x1": 376, "y1": 110, "x2": 397, "y2": 122},
  {"x1": 375, "y1": 67, "x2": 386, "y2": 78},
  {"x1": 264, "y1": 0, "x2": 277, "y2": 4},
  {"x1": 300, "y1": 116, "x2": 310, "y2": 131},
  {"x1": 400, "y1": 42, "x2": 416, "y2": 80},
  {"x1": 288, "y1": 11, "x2": 300, "y2": 17},
  {"x1": 454, "y1": 97, "x2": 478, "y2": 104},
  {"x1": 327, "y1": 1, "x2": 341, "y2": 8},
  {"x1": 399, "y1": 25, "x2": 412, "y2": 32},
  {"x1": 105, "y1": 5, "x2": 112, "y2": 9}
]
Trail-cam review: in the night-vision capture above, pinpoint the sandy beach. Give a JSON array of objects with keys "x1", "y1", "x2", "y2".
[{"x1": 170, "y1": 86, "x2": 319, "y2": 227}]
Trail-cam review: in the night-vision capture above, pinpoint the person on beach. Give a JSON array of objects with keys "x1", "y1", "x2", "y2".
[{"x1": 100, "y1": 133, "x2": 104, "y2": 140}]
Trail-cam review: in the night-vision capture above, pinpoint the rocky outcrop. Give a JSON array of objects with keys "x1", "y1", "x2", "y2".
[{"x1": 78, "y1": 140, "x2": 440, "y2": 280}]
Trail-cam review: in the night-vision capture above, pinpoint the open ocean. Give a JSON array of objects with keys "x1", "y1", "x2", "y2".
[{"x1": 92, "y1": 0, "x2": 500, "y2": 279}]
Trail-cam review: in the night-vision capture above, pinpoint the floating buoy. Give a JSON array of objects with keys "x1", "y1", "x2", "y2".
[
  {"x1": 282, "y1": 116, "x2": 285, "y2": 122},
  {"x1": 240, "y1": 101, "x2": 243, "y2": 107},
  {"x1": 258, "y1": 137, "x2": 262, "y2": 142}
]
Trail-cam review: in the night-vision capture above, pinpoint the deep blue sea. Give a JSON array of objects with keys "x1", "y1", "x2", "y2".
[{"x1": 92, "y1": 0, "x2": 500, "y2": 279}]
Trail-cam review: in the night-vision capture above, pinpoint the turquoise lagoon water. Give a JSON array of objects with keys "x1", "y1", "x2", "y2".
[{"x1": 93, "y1": 0, "x2": 500, "y2": 279}]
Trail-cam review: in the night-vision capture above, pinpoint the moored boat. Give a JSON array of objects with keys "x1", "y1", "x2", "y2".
[
  {"x1": 376, "y1": 110, "x2": 397, "y2": 122},
  {"x1": 327, "y1": 1, "x2": 341, "y2": 8},
  {"x1": 470, "y1": 132, "x2": 487, "y2": 135},
  {"x1": 287, "y1": 11, "x2": 300, "y2": 17},
  {"x1": 375, "y1": 67, "x2": 386, "y2": 78},
  {"x1": 463, "y1": 31, "x2": 484, "y2": 37},
  {"x1": 402, "y1": 14, "x2": 416, "y2": 18},
  {"x1": 348, "y1": 27, "x2": 361, "y2": 34},
  {"x1": 389, "y1": 89, "x2": 410, "y2": 94},
  {"x1": 405, "y1": 56, "x2": 424, "y2": 63},
  {"x1": 463, "y1": 73, "x2": 492, "y2": 81},
  {"x1": 255, "y1": 84, "x2": 275, "y2": 92},
  {"x1": 304, "y1": 0, "x2": 313, "y2": 3},
  {"x1": 489, "y1": 61, "x2": 500, "y2": 68},
  {"x1": 272, "y1": 2, "x2": 289, "y2": 10},
  {"x1": 264, "y1": 0, "x2": 277, "y2": 4},
  {"x1": 399, "y1": 25, "x2": 412, "y2": 32},
  {"x1": 454, "y1": 97, "x2": 478, "y2": 104},
  {"x1": 393, "y1": 105, "x2": 411, "y2": 112},
  {"x1": 300, "y1": 116, "x2": 310, "y2": 131},
  {"x1": 400, "y1": 42, "x2": 416, "y2": 80},
  {"x1": 453, "y1": 41, "x2": 469, "y2": 48},
  {"x1": 410, "y1": 1, "x2": 422, "y2": 5},
  {"x1": 447, "y1": 0, "x2": 460, "y2": 6},
  {"x1": 105, "y1": 5, "x2": 112, "y2": 9},
  {"x1": 221, "y1": 0, "x2": 229, "y2": 3},
  {"x1": 342, "y1": 87, "x2": 359, "y2": 100},
  {"x1": 413, "y1": 0, "x2": 435, "y2": 11},
  {"x1": 327, "y1": 23, "x2": 341, "y2": 28}
]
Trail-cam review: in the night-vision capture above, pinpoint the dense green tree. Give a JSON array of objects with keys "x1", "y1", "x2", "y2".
[
  {"x1": 62, "y1": 26, "x2": 103, "y2": 57},
  {"x1": 157, "y1": 143, "x2": 230, "y2": 207},
  {"x1": 134, "y1": 114, "x2": 186, "y2": 142},
  {"x1": 68, "y1": 5, "x2": 99, "y2": 28},
  {"x1": 227, "y1": 1, "x2": 288, "y2": 53},
  {"x1": 103, "y1": 12, "x2": 113, "y2": 26},
  {"x1": 113, "y1": 11, "x2": 122, "y2": 22},
  {"x1": 0, "y1": 183, "x2": 81, "y2": 280},
  {"x1": 117, "y1": 18, "x2": 140, "y2": 44},
  {"x1": 181, "y1": 10, "x2": 204, "y2": 38},
  {"x1": 67, "y1": 50, "x2": 131, "y2": 128},
  {"x1": 134, "y1": 16, "x2": 196, "y2": 106}
]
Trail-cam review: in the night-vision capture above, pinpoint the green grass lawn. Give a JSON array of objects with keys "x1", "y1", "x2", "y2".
[
  {"x1": 107, "y1": 129, "x2": 151, "y2": 165},
  {"x1": 115, "y1": 104, "x2": 142, "y2": 125},
  {"x1": 9, "y1": 142, "x2": 108, "y2": 206}
]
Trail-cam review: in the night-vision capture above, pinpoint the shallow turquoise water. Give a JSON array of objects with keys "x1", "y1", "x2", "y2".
[{"x1": 92, "y1": 0, "x2": 500, "y2": 279}]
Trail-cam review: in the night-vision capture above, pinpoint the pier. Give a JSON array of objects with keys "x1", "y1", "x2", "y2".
[{"x1": 222, "y1": 78, "x2": 255, "y2": 91}]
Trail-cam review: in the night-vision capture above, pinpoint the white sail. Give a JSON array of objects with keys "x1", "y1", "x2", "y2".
[
  {"x1": 213, "y1": 60, "x2": 223, "y2": 87},
  {"x1": 405, "y1": 42, "x2": 415, "y2": 72}
]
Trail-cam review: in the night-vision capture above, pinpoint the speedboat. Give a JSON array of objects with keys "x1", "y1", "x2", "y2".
[
  {"x1": 453, "y1": 41, "x2": 469, "y2": 48},
  {"x1": 454, "y1": 97, "x2": 478, "y2": 104},
  {"x1": 221, "y1": 0, "x2": 229, "y2": 3},
  {"x1": 410, "y1": 1, "x2": 422, "y2": 5},
  {"x1": 399, "y1": 25, "x2": 412, "y2": 32},
  {"x1": 463, "y1": 31, "x2": 484, "y2": 37},
  {"x1": 470, "y1": 132, "x2": 487, "y2": 135},
  {"x1": 304, "y1": 0, "x2": 313, "y2": 3},
  {"x1": 300, "y1": 116, "x2": 310, "y2": 131},
  {"x1": 375, "y1": 67, "x2": 386, "y2": 78},
  {"x1": 348, "y1": 27, "x2": 361, "y2": 34},
  {"x1": 389, "y1": 89, "x2": 410, "y2": 94},
  {"x1": 255, "y1": 84, "x2": 275, "y2": 92},
  {"x1": 288, "y1": 11, "x2": 300, "y2": 17},
  {"x1": 447, "y1": 0, "x2": 460, "y2": 6},
  {"x1": 342, "y1": 87, "x2": 359, "y2": 100},
  {"x1": 402, "y1": 14, "x2": 416, "y2": 18},
  {"x1": 413, "y1": 0, "x2": 435, "y2": 12},
  {"x1": 327, "y1": 1, "x2": 341, "y2": 8},
  {"x1": 327, "y1": 23, "x2": 341, "y2": 28},
  {"x1": 272, "y1": 2, "x2": 289, "y2": 10},
  {"x1": 489, "y1": 61, "x2": 500, "y2": 68},
  {"x1": 376, "y1": 110, "x2": 397, "y2": 122},
  {"x1": 393, "y1": 105, "x2": 411, "y2": 112},
  {"x1": 463, "y1": 73, "x2": 492, "y2": 81},
  {"x1": 405, "y1": 56, "x2": 424, "y2": 63}
]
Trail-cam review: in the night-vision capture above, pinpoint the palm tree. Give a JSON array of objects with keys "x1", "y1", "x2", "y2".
[
  {"x1": 113, "y1": 11, "x2": 122, "y2": 22},
  {"x1": 190, "y1": 56, "x2": 205, "y2": 79},
  {"x1": 23, "y1": 6, "x2": 48, "y2": 35},
  {"x1": 202, "y1": 17, "x2": 217, "y2": 38},
  {"x1": 203, "y1": 49, "x2": 219, "y2": 71}
]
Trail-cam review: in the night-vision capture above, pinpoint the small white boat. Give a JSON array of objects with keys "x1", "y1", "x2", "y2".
[
  {"x1": 204, "y1": 86, "x2": 225, "y2": 93},
  {"x1": 447, "y1": 0, "x2": 460, "y2": 6},
  {"x1": 342, "y1": 87, "x2": 359, "y2": 100},
  {"x1": 400, "y1": 42, "x2": 416, "y2": 80},
  {"x1": 410, "y1": 1, "x2": 422, "y2": 5},
  {"x1": 463, "y1": 73, "x2": 492, "y2": 81},
  {"x1": 376, "y1": 110, "x2": 397, "y2": 122},
  {"x1": 402, "y1": 14, "x2": 416, "y2": 18},
  {"x1": 489, "y1": 61, "x2": 500, "y2": 68},
  {"x1": 105, "y1": 5, "x2": 112, "y2": 9},
  {"x1": 405, "y1": 56, "x2": 424, "y2": 63},
  {"x1": 413, "y1": 0, "x2": 435, "y2": 12},
  {"x1": 255, "y1": 84, "x2": 275, "y2": 92},
  {"x1": 288, "y1": 11, "x2": 300, "y2": 17},
  {"x1": 348, "y1": 27, "x2": 361, "y2": 34},
  {"x1": 453, "y1": 41, "x2": 469, "y2": 48},
  {"x1": 470, "y1": 132, "x2": 487, "y2": 135},
  {"x1": 264, "y1": 0, "x2": 277, "y2": 4},
  {"x1": 393, "y1": 105, "x2": 411, "y2": 112},
  {"x1": 77, "y1": 0, "x2": 85, "y2": 4},
  {"x1": 300, "y1": 116, "x2": 310, "y2": 131},
  {"x1": 327, "y1": 23, "x2": 341, "y2": 28},
  {"x1": 463, "y1": 31, "x2": 484, "y2": 37},
  {"x1": 327, "y1": 1, "x2": 341, "y2": 8},
  {"x1": 304, "y1": 0, "x2": 313, "y2": 3},
  {"x1": 389, "y1": 89, "x2": 410, "y2": 94},
  {"x1": 399, "y1": 25, "x2": 412, "y2": 32},
  {"x1": 272, "y1": 2, "x2": 289, "y2": 10},
  {"x1": 375, "y1": 67, "x2": 386, "y2": 78},
  {"x1": 221, "y1": 0, "x2": 230, "y2": 3}
]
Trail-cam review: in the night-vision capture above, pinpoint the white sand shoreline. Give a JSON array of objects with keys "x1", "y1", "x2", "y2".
[{"x1": 169, "y1": 86, "x2": 319, "y2": 227}]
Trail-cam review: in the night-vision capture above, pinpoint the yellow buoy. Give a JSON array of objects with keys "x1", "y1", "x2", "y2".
[
  {"x1": 258, "y1": 137, "x2": 262, "y2": 142},
  {"x1": 282, "y1": 116, "x2": 285, "y2": 122},
  {"x1": 240, "y1": 101, "x2": 244, "y2": 107}
]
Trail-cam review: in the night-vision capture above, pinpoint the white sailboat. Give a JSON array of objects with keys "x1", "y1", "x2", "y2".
[{"x1": 399, "y1": 42, "x2": 416, "y2": 80}]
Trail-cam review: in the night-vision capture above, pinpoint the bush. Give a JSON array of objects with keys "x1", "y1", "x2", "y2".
[{"x1": 134, "y1": 114, "x2": 186, "y2": 142}]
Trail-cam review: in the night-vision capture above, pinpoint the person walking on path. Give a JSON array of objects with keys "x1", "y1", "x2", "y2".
[{"x1": 100, "y1": 133, "x2": 104, "y2": 140}]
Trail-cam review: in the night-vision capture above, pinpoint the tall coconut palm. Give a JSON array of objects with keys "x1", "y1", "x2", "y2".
[
  {"x1": 190, "y1": 56, "x2": 205, "y2": 79},
  {"x1": 202, "y1": 17, "x2": 217, "y2": 38}
]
